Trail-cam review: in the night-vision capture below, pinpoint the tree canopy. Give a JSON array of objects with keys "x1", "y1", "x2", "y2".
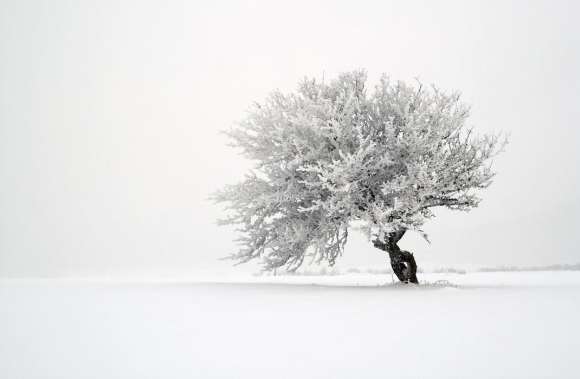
[{"x1": 213, "y1": 70, "x2": 506, "y2": 272}]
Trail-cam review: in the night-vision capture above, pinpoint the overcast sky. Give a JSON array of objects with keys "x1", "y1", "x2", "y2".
[{"x1": 1, "y1": 0, "x2": 579, "y2": 278}]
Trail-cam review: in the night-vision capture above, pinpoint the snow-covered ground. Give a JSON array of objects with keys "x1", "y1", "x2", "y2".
[{"x1": 1, "y1": 272, "x2": 579, "y2": 379}]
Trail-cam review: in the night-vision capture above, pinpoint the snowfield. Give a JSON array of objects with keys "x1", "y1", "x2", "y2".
[{"x1": 1, "y1": 272, "x2": 580, "y2": 379}]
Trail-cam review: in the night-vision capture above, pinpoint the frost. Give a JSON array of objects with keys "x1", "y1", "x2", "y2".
[{"x1": 212, "y1": 70, "x2": 506, "y2": 272}]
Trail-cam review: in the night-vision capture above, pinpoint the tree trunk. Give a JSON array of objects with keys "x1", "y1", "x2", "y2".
[{"x1": 373, "y1": 229, "x2": 419, "y2": 284}]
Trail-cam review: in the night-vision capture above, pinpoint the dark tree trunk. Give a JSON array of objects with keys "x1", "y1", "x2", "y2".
[{"x1": 373, "y1": 229, "x2": 419, "y2": 284}]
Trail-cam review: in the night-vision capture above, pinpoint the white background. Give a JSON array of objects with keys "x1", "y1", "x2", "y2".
[{"x1": 1, "y1": 0, "x2": 579, "y2": 278}]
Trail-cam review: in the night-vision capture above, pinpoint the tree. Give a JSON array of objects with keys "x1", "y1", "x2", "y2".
[{"x1": 212, "y1": 70, "x2": 506, "y2": 283}]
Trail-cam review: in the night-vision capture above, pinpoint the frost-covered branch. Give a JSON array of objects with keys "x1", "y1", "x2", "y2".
[{"x1": 212, "y1": 70, "x2": 506, "y2": 272}]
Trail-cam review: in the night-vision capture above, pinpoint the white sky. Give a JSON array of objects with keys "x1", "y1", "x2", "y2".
[{"x1": 1, "y1": 0, "x2": 579, "y2": 277}]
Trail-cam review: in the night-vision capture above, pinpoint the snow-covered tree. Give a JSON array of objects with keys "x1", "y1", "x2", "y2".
[{"x1": 212, "y1": 70, "x2": 506, "y2": 283}]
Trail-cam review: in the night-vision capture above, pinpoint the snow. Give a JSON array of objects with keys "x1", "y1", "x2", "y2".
[
  {"x1": 1, "y1": 272, "x2": 579, "y2": 378},
  {"x1": 215, "y1": 71, "x2": 505, "y2": 272}
]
